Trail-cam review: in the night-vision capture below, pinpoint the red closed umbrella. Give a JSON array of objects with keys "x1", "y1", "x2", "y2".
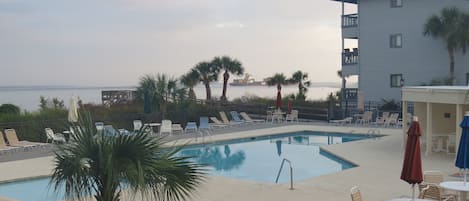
[
  {"x1": 287, "y1": 99, "x2": 292, "y2": 114},
  {"x1": 275, "y1": 91, "x2": 282, "y2": 109},
  {"x1": 400, "y1": 117, "x2": 423, "y2": 200}
]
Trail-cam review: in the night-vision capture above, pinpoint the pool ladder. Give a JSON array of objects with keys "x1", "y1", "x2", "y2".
[{"x1": 275, "y1": 158, "x2": 294, "y2": 190}]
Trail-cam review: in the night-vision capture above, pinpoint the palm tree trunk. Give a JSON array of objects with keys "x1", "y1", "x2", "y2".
[
  {"x1": 188, "y1": 88, "x2": 196, "y2": 100},
  {"x1": 204, "y1": 81, "x2": 211, "y2": 100},
  {"x1": 448, "y1": 48, "x2": 455, "y2": 85},
  {"x1": 221, "y1": 71, "x2": 229, "y2": 101}
]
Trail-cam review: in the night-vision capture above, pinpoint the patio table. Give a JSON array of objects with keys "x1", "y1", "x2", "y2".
[{"x1": 440, "y1": 181, "x2": 469, "y2": 201}]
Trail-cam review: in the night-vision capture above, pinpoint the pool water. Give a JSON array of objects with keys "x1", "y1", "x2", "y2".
[
  {"x1": 0, "y1": 131, "x2": 375, "y2": 201},
  {"x1": 176, "y1": 131, "x2": 372, "y2": 183}
]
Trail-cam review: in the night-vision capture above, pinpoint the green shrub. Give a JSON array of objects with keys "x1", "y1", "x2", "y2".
[{"x1": 0, "y1": 104, "x2": 20, "y2": 115}]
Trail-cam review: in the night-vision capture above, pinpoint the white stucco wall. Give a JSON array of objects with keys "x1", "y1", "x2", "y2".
[{"x1": 357, "y1": 0, "x2": 469, "y2": 102}]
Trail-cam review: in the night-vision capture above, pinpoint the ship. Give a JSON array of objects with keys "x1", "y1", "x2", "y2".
[{"x1": 230, "y1": 74, "x2": 265, "y2": 86}]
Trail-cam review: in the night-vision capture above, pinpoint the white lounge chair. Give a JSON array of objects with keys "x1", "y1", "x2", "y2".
[
  {"x1": 184, "y1": 122, "x2": 198, "y2": 133},
  {"x1": 240, "y1": 112, "x2": 265, "y2": 123},
  {"x1": 209, "y1": 117, "x2": 229, "y2": 129},
  {"x1": 45, "y1": 128, "x2": 66, "y2": 144},
  {"x1": 133, "y1": 120, "x2": 143, "y2": 132},
  {"x1": 330, "y1": 117, "x2": 353, "y2": 126},
  {"x1": 285, "y1": 110, "x2": 299, "y2": 122},
  {"x1": 160, "y1": 120, "x2": 172, "y2": 135},
  {"x1": 171, "y1": 124, "x2": 184, "y2": 135}
]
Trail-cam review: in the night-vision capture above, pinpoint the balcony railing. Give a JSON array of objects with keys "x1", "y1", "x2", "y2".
[
  {"x1": 342, "y1": 48, "x2": 358, "y2": 65},
  {"x1": 342, "y1": 14, "x2": 358, "y2": 28},
  {"x1": 342, "y1": 88, "x2": 358, "y2": 101}
]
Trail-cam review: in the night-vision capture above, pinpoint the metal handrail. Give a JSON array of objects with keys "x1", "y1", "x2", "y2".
[{"x1": 275, "y1": 158, "x2": 294, "y2": 190}]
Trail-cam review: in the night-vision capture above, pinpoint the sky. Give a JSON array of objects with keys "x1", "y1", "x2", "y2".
[{"x1": 0, "y1": 0, "x2": 354, "y2": 87}]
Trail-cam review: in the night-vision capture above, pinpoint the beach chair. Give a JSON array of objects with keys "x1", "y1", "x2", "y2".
[
  {"x1": 185, "y1": 122, "x2": 198, "y2": 133},
  {"x1": 199, "y1": 117, "x2": 212, "y2": 135},
  {"x1": 4, "y1": 129, "x2": 43, "y2": 150},
  {"x1": 171, "y1": 124, "x2": 184, "y2": 135},
  {"x1": 240, "y1": 112, "x2": 265, "y2": 123},
  {"x1": 209, "y1": 117, "x2": 229, "y2": 129},
  {"x1": 95, "y1": 122, "x2": 104, "y2": 134},
  {"x1": 350, "y1": 186, "x2": 362, "y2": 201},
  {"x1": 229, "y1": 111, "x2": 247, "y2": 124},
  {"x1": 0, "y1": 131, "x2": 21, "y2": 154},
  {"x1": 160, "y1": 120, "x2": 172, "y2": 135},
  {"x1": 45, "y1": 128, "x2": 66, "y2": 144},
  {"x1": 330, "y1": 117, "x2": 353, "y2": 126},
  {"x1": 285, "y1": 110, "x2": 299, "y2": 123},
  {"x1": 219, "y1": 111, "x2": 242, "y2": 126}
]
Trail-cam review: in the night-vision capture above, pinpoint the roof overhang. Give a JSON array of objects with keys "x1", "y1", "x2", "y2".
[
  {"x1": 402, "y1": 86, "x2": 469, "y2": 104},
  {"x1": 331, "y1": 0, "x2": 358, "y2": 4}
]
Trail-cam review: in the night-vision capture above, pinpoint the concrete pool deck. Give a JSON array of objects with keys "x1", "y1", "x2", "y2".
[{"x1": 0, "y1": 124, "x2": 460, "y2": 201}]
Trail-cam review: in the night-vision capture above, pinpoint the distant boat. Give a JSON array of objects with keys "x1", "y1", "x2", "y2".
[{"x1": 230, "y1": 74, "x2": 265, "y2": 86}]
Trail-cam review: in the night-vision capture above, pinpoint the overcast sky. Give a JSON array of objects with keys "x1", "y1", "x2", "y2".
[{"x1": 0, "y1": 0, "x2": 354, "y2": 87}]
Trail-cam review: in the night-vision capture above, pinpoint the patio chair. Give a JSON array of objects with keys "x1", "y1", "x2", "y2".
[
  {"x1": 0, "y1": 131, "x2": 21, "y2": 154},
  {"x1": 220, "y1": 111, "x2": 242, "y2": 126},
  {"x1": 350, "y1": 186, "x2": 362, "y2": 201},
  {"x1": 266, "y1": 110, "x2": 273, "y2": 122},
  {"x1": 209, "y1": 117, "x2": 229, "y2": 129},
  {"x1": 199, "y1": 117, "x2": 212, "y2": 136},
  {"x1": 330, "y1": 117, "x2": 353, "y2": 126},
  {"x1": 4, "y1": 129, "x2": 44, "y2": 150},
  {"x1": 419, "y1": 184, "x2": 456, "y2": 201},
  {"x1": 185, "y1": 122, "x2": 198, "y2": 133},
  {"x1": 45, "y1": 128, "x2": 66, "y2": 144},
  {"x1": 133, "y1": 120, "x2": 143, "y2": 132},
  {"x1": 356, "y1": 111, "x2": 372, "y2": 125},
  {"x1": 230, "y1": 111, "x2": 247, "y2": 124},
  {"x1": 171, "y1": 124, "x2": 184, "y2": 135},
  {"x1": 384, "y1": 113, "x2": 399, "y2": 127},
  {"x1": 423, "y1": 170, "x2": 444, "y2": 184},
  {"x1": 285, "y1": 110, "x2": 299, "y2": 123},
  {"x1": 239, "y1": 112, "x2": 265, "y2": 123},
  {"x1": 446, "y1": 135, "x2": 456, "y2": 154},
  {"x1": 160, "y1": 120, "x2": 172, "y2": 135},
  {"x1": 95, "y1": 122, "x2": 104, "y2": 134}
]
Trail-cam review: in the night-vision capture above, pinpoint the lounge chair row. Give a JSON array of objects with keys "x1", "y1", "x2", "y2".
[{"x1": 0, "y1": 129, "x2": 49, "y2": 155}]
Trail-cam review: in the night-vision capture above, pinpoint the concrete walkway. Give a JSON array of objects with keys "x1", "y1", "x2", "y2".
[{"x1": 0, "y1": 124, "x2": 460, "y2": 201}]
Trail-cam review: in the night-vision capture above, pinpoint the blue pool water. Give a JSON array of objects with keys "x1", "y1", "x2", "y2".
[
  {"x1": 176, "y1": 131, "x2": 371, "y2": 183},
  {"x1": 0, "y1": 131, "x2": 374, "y2": 201}
]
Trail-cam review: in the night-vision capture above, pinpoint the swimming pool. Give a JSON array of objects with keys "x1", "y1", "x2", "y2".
[
  {"x1": 0, "y1": 131, "x2": 375, "y2": 201},
  {"x1": 176, "y1": 131, "x2": 373, "y2": 183}
]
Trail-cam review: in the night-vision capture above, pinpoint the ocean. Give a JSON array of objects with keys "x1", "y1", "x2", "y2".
[{"x1": 0, "y1": 84, "x2": 339, "y2": 112}]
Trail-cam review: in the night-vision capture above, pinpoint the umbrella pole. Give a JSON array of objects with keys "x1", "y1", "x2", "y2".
[
  {"x1": 465, "y1": 169, "x2": 467, "y2": 185},
  {"x1": 412, "y1": 184, "x2": 415, "y2": 201}
]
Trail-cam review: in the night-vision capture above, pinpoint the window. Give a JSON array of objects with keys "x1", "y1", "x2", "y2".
[
  {"x1": 390, "y1": 74, "x2": 403, "y2": 88},
  {"x1": 391, "y1": 0, "x2": 403, "y2": 7},
  {"x1": 390, "y1": 34, "x2": 402, "y2": 48}
]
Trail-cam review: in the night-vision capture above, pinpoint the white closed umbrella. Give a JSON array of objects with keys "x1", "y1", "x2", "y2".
[{"x1": 68, "y1": 96, "x2": 79, "y2": 123}]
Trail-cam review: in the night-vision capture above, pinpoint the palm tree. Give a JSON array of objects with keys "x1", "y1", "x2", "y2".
[
  {"x1": 193, "y1": 61, "x2": 219, "y2": 100},
  {"x1": 180, "y1": 69, "x2": 200, "y2": 100},
  {"x1": 289, "y1": 71, "x2": 311, "y2": 100},
  {"x1": 136, "y1": 75, "x2": 157, "y2": 113},
  {"x1": 212, "y1": 56, "x2": 244, "y2": 101},
  {"x1": 423, "y1": 7, "x2": 468, "y2": 85},
  {"x1": 266, "y1": 73, "x2": 288, "y2": 108},
  {"x1": 50, "y1": 113, "x2": 206, "y2": 201}
]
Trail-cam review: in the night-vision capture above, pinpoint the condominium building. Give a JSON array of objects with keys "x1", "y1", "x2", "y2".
[{"x1": 332, "y1": 0, "x2": 469, "y2": 107}]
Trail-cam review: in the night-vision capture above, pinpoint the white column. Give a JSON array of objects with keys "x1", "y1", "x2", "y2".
[
  {"x1": 402, "y1": 101, "x2": 408, "y2": 150},
  {"x1": 426, "y1": 102, "x2": 433, "y2": 156},
  {"x1": 456, "y1": 104, "x2": 463, "y2": 155}
]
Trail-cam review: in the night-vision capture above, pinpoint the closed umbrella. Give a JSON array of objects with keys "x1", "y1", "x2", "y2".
[
  {"x1": 275, "y1": 91, "x2": 282, "y2": 109},
  {"x1": 67, "y1": 96, "x2": 78, "y2": 123},
  {"x1": 455, "y1": 112, "x2": 469, "y2": 184},
  {"x1": 400, "y1": 116, "x2": 423, "y2": 200},
  {"x1": 287, "y1": 99, "x2": 292, "y2": 114}
]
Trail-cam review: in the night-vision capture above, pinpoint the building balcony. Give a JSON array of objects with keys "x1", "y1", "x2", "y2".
[
  {"x1": 342, "y1": 88, "x2": 358, "y2": 101},
  {"x1": 342, "y1": 13, "x2": 358, "y2": 39},
  {"x1": 341, "y1": 48, "x2": 359, "y2": 76}
]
